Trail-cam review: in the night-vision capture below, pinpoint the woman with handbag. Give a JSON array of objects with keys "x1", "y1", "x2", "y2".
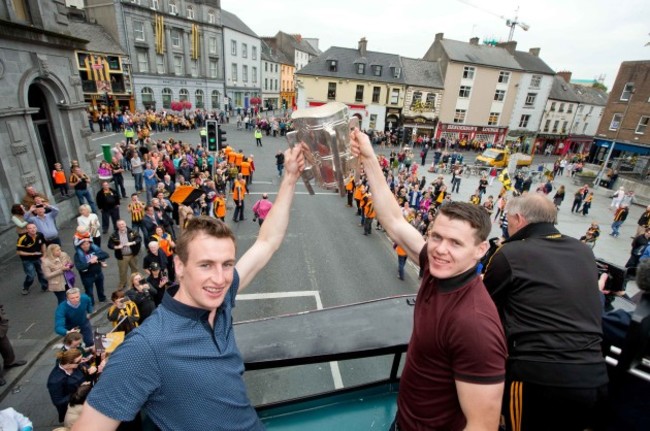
[{"x1": 41, "y1": 244, "x2": 74, "y2": 304}]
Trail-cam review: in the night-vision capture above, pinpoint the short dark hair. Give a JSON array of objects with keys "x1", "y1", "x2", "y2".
[
  {"x1": 11, "y1": 204, "x2": 24, "y2": 216},
  {"x1": 175, "y1": 216, "x2": 236, "y2": 264},
  {"x1": 437, "y1": 202, "x2": 491, "y2": 243},
  {"x1": 637, "y1": 259, "x2": 650, "y2": 292}
]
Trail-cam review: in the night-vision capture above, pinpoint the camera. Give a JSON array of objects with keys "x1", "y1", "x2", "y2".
[
  {"x1": 596, "y1": 258, "x2": 627, "y2": 293},
  {"x1": 139, "y1": 279, "x2": 148, "y2": 285}
]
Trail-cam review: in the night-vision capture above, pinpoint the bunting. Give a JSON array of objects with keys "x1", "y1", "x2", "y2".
[
  {"x1": 191, "y1": 24, "x2": 200, "y2": 60},
  {"x1": 155, "y1": 14, "x2": 165, "y2": 54}
]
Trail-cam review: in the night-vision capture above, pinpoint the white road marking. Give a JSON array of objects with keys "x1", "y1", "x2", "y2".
[{"x1": 237, "y1": 290, "x2": 344, "y2": 389}]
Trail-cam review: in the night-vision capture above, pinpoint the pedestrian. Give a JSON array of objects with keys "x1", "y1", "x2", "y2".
[
  {"x1": 24, "y1": 202, "x2": 61, "y2": 245},
  {"x1": 16, "y1": 223, "x2": 48, "y2": 295},
  {"x1": 47, "y1": 349, "x2": 90, "y2": 423},
  {"x1": 130, "y1": 153, "x2": 144, "y2": 194},
  {"x1": 252, "y1": 193, "x2": 273, "y2": 226},
  {"x1": 582, "y1": 192, "x2": 594, "y2": 216},
  {"x1": 52, "y1": 162, "x2": 69, "y2": 197},
  {"x1": 41, "y1": 244, "x2": 74, "y2": 304},
  {"x1": 95, "y1": 181, "x2": 120, "y2": 234},
  {"x1": 254, "y1": 126, "x2": 263, "y2": 147},
  {"x1": 488, "y1": 166, "x2": 498, "y2": 186},
  {"x1": 345, "y1": 174, "x2": 355, "y2": 207},
  {"x1": 232, "y1": 173, "x2": 247, "y2": 223},
  {"x1": 635, "y1": 205, "x2": 650, "y2": 237},
  {"x1": 54, "y1": 288, "x2": 94, "y2": 348},
  {"x1": 483, "y1": 194, "x2": 608, "y2": 431},
  {"x1": 110, "y1": 156, "x2": 127, "y2": 198},
  {"x1": 571, "y1": 185, "x2": 588, "y2": 213},
  {"x1": 143, "y1": 162, "x2": 158, "y2": 204},
  {"x1": 362, "y1": 192, "x2": 375, "y2": 235},
  {"x1": 10, "y1": 204, "x2": 28, "y2": 236},
  {"x1": 610, "y1": 186, "x2": 625, "y2": 209},
  {"x1": 107, "y1": 219, "x2": 142, "y2": 290},
  {"x1": 0, "y1": 305, "x2": 28, "y2": 386},
  {"x1": 350, "y1": 129, "x2": 506, "y2": 431},
  {"x1": 610, "y1": 204, "x2": 629, "y2": 237},
  {"x1": 125, "y1": 272, "x2": 157, "y2": 324},
  {"x1": 106, "y1": 290, "x2": 139, "y2": 335},
  {"x1": 552, "y1": 185, "x2": 565, "y2": 210},
  {"x1": 395, "y1": 242, "x2": 408, "y2": 281},
  {"x1": 74, "y1": 238, "x2": 109, "y2": 305},
  {"x1": 451, "y1": 164, "x2": 462, "y2": 193},
  {"x1": 74, "y1": 145, "x2": 306, "y2": 431},
  {"x1": 69, "y1": 167, "x2": 98, "y2": 214},
  {"x1": 625, "y1": 228, "x2": 650, "y2": 275},
  {"x1": 579, "y1": 221, "x2": 600, "y2": 249}
]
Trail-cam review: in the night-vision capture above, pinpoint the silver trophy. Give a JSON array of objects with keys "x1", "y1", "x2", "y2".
[{"x1": 287, "y1": 102, "x2": 359, "y2": 196}]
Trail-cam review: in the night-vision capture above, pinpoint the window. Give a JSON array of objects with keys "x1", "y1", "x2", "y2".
[
  {"x1": 195, "y1": 90, "x2": 204, "y2": 108},
  {"x1": 211, "y1": 90, "x2": 221, "y2": 109},
  {"x1": 242, "y1": 43, "x2": 248, "y2": 58},
  {"x1": 390, "y1": 88, "x2": 399, "y2": 104},
  {"x1": 191, "y1": 59, "x2": 198, "y2": 77},
  {"x1": 552, "y1": 120, "x2": 559, "y2": 133},
  {"x1": 328, "y1": 60, "x2": 337, "y2": 72},
  {"x1": 231, "y1": 40, "x2": 237, "y2": 56},
  {"x1": 242, "y1": 65, "x2": 248, "y2": 82},
  {"x1": 208, "y1": 37, "x2": 217, "y2": 54},
  {"x1": 494, "y1": 90, "x2": 506, "y2": 101},
  {"x1": 355, "y1": 85, "x2": 364, "y2": 102},
  {"x1": 231, "y1": 63, "x2": 238, "y2": 81},
  {"x1": 425, "y1": 93, "x2": 435, "y2": 108},
  {"x1": 357, "y1": 63, "x2": 365, "y2": 74},
  {"x1": 252, "y1": 46, "x2": 257, "y2": 60},
  {"x1": 562, "y1": 121, "x2": 568, "y2": 133},
  {"x1": 275, "y1": 64, "x2": 278, "y2": 72},
  {"x1": 453, "y1": 109, "x2": 466, "y2": 124},
  {"x1": 567, "y1": 104, "x2": 573, "y2": 113},
  {"x1": 636, "y1": 116, "x2": 649, "y2": 134},
  {"x1": 274, "y1": 79, "x2": 278, "y2": 90},
  {"x1": 264, "y1": 78, "x2": 268, "y2": 90},
  {"x1": 393, "y1": 67, "x2": 401, "y2": 79},
  {"x1": 141, "y1": 87, "x2": 154, "y2": 105},
  {"x1": 151, "y1": 0, "x2": 159, "y2": 10},
  {"x1": 459, "y1": 86, "x2": 471, "y2": 98},
  {"x1": 169, "y1": 0, "x2": 177, "y2": 14},
  {"x1": 609, "y1": 113, "x2": 622, "y2": 131},
  {"x1": 156, "y1": 55, "x2": 165, "y2": 74},
  {"x1": 179, "y1": 88, "x2": 189, "y2": 102},
  {"x1": 171, "y1": 30, "x2": 181, "y2": 48},
  {"x1": 186, "y1": 5, "x2": 194, "y2": 19},
  {"x1": 252, "y1": 67, "x2": 257, "y2": 84},
  {"x1": 162, "y1": 88, "x2": 172, "y2": 109},
  {"x1": 558, "y1": 103, "x2": 565, "y2": 113},
  {"x1": 209, "y1": 60, "x2": 218, "y2": 78},
  {"x1": 412, "y1": 91, "x2": 422, "y2": 104},
  {"x1": 134, "y1": 21, "x2": 145, "y2": 41},
  {"x1": 137, "y1": 50, "x2": 148, "y2": 73},
  {"x1": 264, "y1": 62, "x2": 268, "y2": 72},
  {"x1": 208, "y1": 10, "x2": 216, "y2": 24},
  {"x1": 543, "y1": 119, "x2": 550, "y2": 132},
  {"x1": 519, "y1": 114, "x2": 531, "y2": 128},
  {"x1": 372, "y1": 86, "x2": 381, "y2": 103},
  {"x1": 550, "y1": 102, "x2": 556, "y2": 111},
  {"x1": 373, "y1": 65, "x2": 382, "y2": 76},
  {"x1": 530, "y1": 75, "x2": 541, "y2": 88},
  {"x1": 462, "y1": 66, "x2": 475, "y2": 79},
  {"x1": 173, "y1": 55, "x2": 183, "y2": 75},
  {"x1": 620, "y1": 82, "x2": 634, "y2": 101},
  {"x1": 525, "y1": 93, "x2": 537, "y2": 107},
  {"x1": 327, "y1": 82, "x2": 336, "y2": 100},
  {"x1": 498, "y1": 71, "x2": 510, "y2": 84},
  {"x1": 488, "y1": 112, "x2": 500, "y2": 126}
]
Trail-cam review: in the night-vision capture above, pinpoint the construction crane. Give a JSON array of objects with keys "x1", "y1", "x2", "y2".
[{"x1": 457, "y1": 0, "x2": 530, "y2": 42}]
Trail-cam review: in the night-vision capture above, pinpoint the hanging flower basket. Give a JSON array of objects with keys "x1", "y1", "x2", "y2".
[{"x1": 170, "y1": 101, "x2": 183, "y2": 112}]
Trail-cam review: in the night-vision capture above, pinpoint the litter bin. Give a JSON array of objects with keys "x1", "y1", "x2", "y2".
[{"x1": 101, "y1": 143, "x2": 112, "y2": 162}]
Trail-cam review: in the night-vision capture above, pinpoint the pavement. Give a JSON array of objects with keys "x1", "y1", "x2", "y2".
[{"x1": 0, "y1": 123, "x2": 643, "y2": 430}]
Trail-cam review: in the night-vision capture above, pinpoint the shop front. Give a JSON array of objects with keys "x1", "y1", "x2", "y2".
[
  {"x1": 403, "y1": 115, "x2": 438, "y2": 139},
  {"x1": 385, "y1": 108, "x2": 402, "y2": 132},
  {"x1": 435, "y1": 124, "x2": 508, "y2": 147}
]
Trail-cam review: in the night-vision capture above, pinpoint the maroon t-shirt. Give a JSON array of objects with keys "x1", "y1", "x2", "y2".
[{"x1": 397, "y1": 245, "x2": 507, "y2": 430}]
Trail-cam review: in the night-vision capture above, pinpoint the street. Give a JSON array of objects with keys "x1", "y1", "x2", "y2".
[{"x1": 0, "y1": 123, "x2": 641, "y2": 429}]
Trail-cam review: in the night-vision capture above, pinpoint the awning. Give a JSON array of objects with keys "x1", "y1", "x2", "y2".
[{"x1": 594, "y1": 139, "x2": 650, "y2": 155}]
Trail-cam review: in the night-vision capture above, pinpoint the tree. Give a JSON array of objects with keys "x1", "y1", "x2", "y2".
[{"x1": 592, "y1": 82, "x2": 608, "y2": 92}]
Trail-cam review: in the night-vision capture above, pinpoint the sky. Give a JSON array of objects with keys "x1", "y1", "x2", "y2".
[{"x1": 223, "y1": 0, "x2": 649, "y2": 90}]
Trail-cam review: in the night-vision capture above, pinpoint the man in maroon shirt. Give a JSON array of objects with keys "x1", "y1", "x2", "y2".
[{"x1": 351, "y1": 129, "x2": 507, "y2": 431}]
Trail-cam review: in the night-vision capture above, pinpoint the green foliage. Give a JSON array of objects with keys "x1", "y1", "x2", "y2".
[{"x1": 592, "y1": 82, "x2": 608, "y2": 92}]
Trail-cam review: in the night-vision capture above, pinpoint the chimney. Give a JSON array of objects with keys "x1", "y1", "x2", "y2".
[
  {"x1": 557, "y1": 71, "x2": 572, "y2": 83},
  {"x1": 529, "y1": 47, "x2": 540, "y2": 57},
  {"x1": 496, "y1": 41, "x2": 517, "y2": 54},
  {"x1": 435, "y1": 32, "x2": 444, "y2": 42},
  {"x1": 358, "y1": 37, "x2": 367, "y2": 57},
  {"x1": 469, "y1": 37, "x2": 479, "y2": 45}
]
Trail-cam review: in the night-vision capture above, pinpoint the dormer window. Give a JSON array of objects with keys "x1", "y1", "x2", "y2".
[
  {"x1": 357, "y1": 63, "x2": 365, "y2": 74},
  {"x1": 373, "y1": 65, "x2": 382, "y2": 76},
  {"x1": 169, "y1": 0, "x2": 177, "y2": 14},
  {"x1": 392, "y1": 67, "x2": 401, "y2": 78},
  {"x1": 328, "y1": 60, "x2": 338, "y2": 72}
]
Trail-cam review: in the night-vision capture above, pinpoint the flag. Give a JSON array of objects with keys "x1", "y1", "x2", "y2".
[
  {"x1": 498, "y1": 170, "x2": 514, "y2": 191},
  {"x1": 170, "y1": 185, "x2": 205, "y2": 205}
]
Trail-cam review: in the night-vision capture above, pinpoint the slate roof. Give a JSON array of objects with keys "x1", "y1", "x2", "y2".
[
  {"x1": 571, "y1": 84, "x2": 609, "y2": 106},
  {"x1": 441, "y1": 39, "x2": 522, "y2": 70},
  {"x1": 549, "y1": 76, "x2": 581, "y2": 102},
  {"x1": 401, "y1": 57, "x2": 444, "y2": 89},
  {"x1": 513, "y1": 50, "x2": 555, "y2": 75},
  {"x1": 297, "y1": 46, "x2": 406, "y2": 84},
  {"x1": 221, "y1": 9, "x2": 258, "y2": 38},
  {"x1": 261, "y1": 40, "x2": 292, "y2": 65},
  {"x1": 69, "y1": 19, "x2": 124, "y2": 55}
]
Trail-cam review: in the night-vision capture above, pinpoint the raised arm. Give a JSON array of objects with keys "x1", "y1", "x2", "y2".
[
  {"x1": 236, "y1": 144, "x2": 305, "y2": 290},
  {"x1": 350, "y1": 129, "x2": 425, "y2": 262}
]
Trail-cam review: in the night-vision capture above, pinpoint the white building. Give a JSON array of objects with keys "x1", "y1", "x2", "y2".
[
  {"x1": 221, "y1": 9, "x2": 261, "y2": 112},
  {"x1": 260, "y1": 40, "x2": 285, "y2": 110}
]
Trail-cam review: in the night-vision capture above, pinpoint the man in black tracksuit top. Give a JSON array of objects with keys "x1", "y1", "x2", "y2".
[{"x1": 483, "y1": 193, "x2": 608, "y2": 431}]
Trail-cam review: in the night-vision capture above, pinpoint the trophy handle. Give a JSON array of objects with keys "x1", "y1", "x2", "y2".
[
  {"x1": 325, "y1": 126, "x2": 347, "y2": 197},
  {"x1": 286, "y1": 131, "x2": 316, "y2": 195}
]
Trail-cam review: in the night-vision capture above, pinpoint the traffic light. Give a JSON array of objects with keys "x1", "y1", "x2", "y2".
[
  {"x1": 206, "y1": 120, "x2": 217, "y2": 151},
  {"x1": 217, "y1": 125, "x2": 227, "y2": 150}
]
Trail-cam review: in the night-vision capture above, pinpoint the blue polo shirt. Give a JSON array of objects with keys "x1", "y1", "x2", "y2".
[{"x1": 87, "y1": 270, "x2": 264, "y2": 431}]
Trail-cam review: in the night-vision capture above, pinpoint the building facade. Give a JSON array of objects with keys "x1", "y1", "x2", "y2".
[
  {"x1": 0, "y1": 0, "x2": 96, "y2": 254},
  {"x1": 221, "y1": 9, "x2": 260, "y2": 112},
  {"x1": 260, "y1": 40, "x2": 283, "y2": 111},
  {"x1": 593, "y1": 61, "x2": 650, "y2": 164},
  {"x1": 86, "y1": 0, "x2": 226, "y2": 112},
  {"x1": 400, "y1": 57, "x2": 444, "y2": 138},
  {"x1": 295, "y1": 38, "x2": 406, "y2": 132}
]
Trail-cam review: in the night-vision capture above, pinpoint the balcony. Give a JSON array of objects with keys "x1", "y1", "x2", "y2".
[{"x1": 82, "y1": 80, "x2": 97, "y2": 93}]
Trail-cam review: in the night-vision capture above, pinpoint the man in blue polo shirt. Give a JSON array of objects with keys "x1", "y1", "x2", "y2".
[{"x1": 72, "y1": 144, "x2": 306, "y2": 431}]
